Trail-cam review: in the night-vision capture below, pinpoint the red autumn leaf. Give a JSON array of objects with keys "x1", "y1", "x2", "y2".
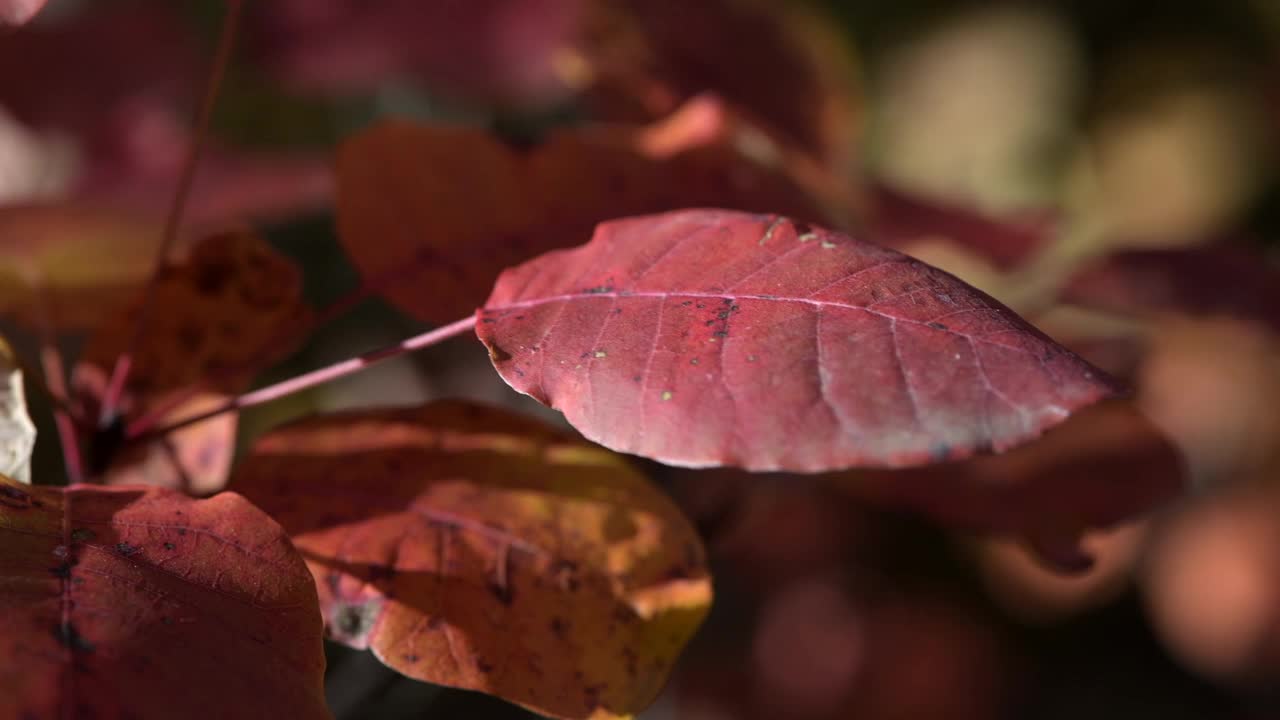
[
  {"x1": 230, "y1": 399, "x2": 711, "y2": 720},
  {"x1": 0, "y1": 0, "x2": 45, "y2": 26},
  {"x1": 336, "y1": 99, "x2": 841, "y2": 323},
  {"x1": 576, "y1": 0, "x2": 861, "y2": 170},
  {"x1": 476, "y1": 209, "x2": 1120, "y2": 471},
  {"x1": 1060, "y1": 243, "x2": 1280, "y2": 333},
  {"x1": 0, "y1": 476, "x2": 328, "y2": 719}
]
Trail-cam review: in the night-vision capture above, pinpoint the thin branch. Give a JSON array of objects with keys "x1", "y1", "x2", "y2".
[
  {"x1": 98, "y1": 0, "x2": 245, "y2": 426},
  {"x1": 143, "y1": 315, "x2": 479, "y2": 438}
]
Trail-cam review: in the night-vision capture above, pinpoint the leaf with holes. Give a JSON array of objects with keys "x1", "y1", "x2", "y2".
[
  {"x1": 476, "y1": 209, "x2": 1121, "y2": 471},
  {"x1": 72, "y1": 231, "x2": 312, "y2": 490},
  {"x1": 230, "y1": 399, "x2": 711, "y2": 720},
  {"x1": 336, "y1": 97, "x2": 841, "y2": 324},
  {"x1": 0, "y1": 476, "x2": 328, "y2": 719}
]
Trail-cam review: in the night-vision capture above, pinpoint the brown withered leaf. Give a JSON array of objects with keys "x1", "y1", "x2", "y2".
[
  {"x1": 230, "y1": 399, "x2": 711, "y2": 720},
  {"x1": 336, "y1": 95, "x2": 844, "y2": 324},
  {"x1": 73, "y1": 231, "x2": 311, "y2": 490},
  {"x1": 75, "y1": 230, "x2": 312, "y2": 398}
]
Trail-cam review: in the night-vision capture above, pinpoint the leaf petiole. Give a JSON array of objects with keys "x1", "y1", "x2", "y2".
[{"x1": 139, "y1": 315, "x2": 479, "y2": 439}]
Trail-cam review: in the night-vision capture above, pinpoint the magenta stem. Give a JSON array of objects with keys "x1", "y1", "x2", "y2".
[{"x1": 145, "y1": 315, "x2": 479, "y2": 437}]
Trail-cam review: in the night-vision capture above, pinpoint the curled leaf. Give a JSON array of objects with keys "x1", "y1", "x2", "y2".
[
  {"x1": 0, "y1": 476, "x2": 328, "y2": 719},
  {"x1": 231, "y1": 400, "x2": 711, "y2": 720},
  {"x1": 0, "y1": 336, "x2": 35, "y2": 483},
  {"x1": 478, "y1": 209, "x2": 1121, "y2": 471}
]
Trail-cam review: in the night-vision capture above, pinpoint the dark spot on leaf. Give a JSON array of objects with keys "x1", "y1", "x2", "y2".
[
  {"x1": 163, "y1": 542, "x2": 176, "y2": 551},
  {"x1": 50, "y1": 562, "x2": 73, "y2": 579},
  {"x1": 332, "y1": 599, "x2": 382, "y2": 643},
  {"x1": 194, "y1": 258, "x2": 236, "y2": 295},
  {"x1": 70, "y1": 528, "x2": 95, "y2": 543},
  {"x1": 115, "y1": 542, "x2": 140, "y2": 557},
  {"x1": 582, "y1": 284, "x2": 615, "y2": 294},
  {"x1": 177, "y1": 528, "x2": 187, "y2": 536},
  {"x1": 553, "y1": 561, "x2": 580, "y2": 593},
  {"x1": 928, "y1": 321, "x2": 948, "y2": 331},
  {"x1": 550, "y1": 617, "x2": 568, "y2": 638},
  {"x1": 713, "y1": 331, "x2": 729, "y2": 338},
  {"x1": 404, "y1": 653, "x2": 420, "y2": 663},
  {"x1": 476, "y1": 658, "x2": 495, "y2": 674},
  {"x1": 55, "y1": 621, "x2": 94, "y2": 653},
  {"x1": 680, "y1": 301, "x2": 692, "y2": 306}
]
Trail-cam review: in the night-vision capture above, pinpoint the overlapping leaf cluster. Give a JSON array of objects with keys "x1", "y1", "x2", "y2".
[{"x1": 3, "y1": 1, "x2": 1276, "y2": 719}]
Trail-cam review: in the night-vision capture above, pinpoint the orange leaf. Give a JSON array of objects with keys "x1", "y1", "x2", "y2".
[
  {"x1": 336, "y1": 97, "x2": 843, "y2": 323},
  {"x1": 231, "y1": 400, "x2": 712, "y2": 720}
]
